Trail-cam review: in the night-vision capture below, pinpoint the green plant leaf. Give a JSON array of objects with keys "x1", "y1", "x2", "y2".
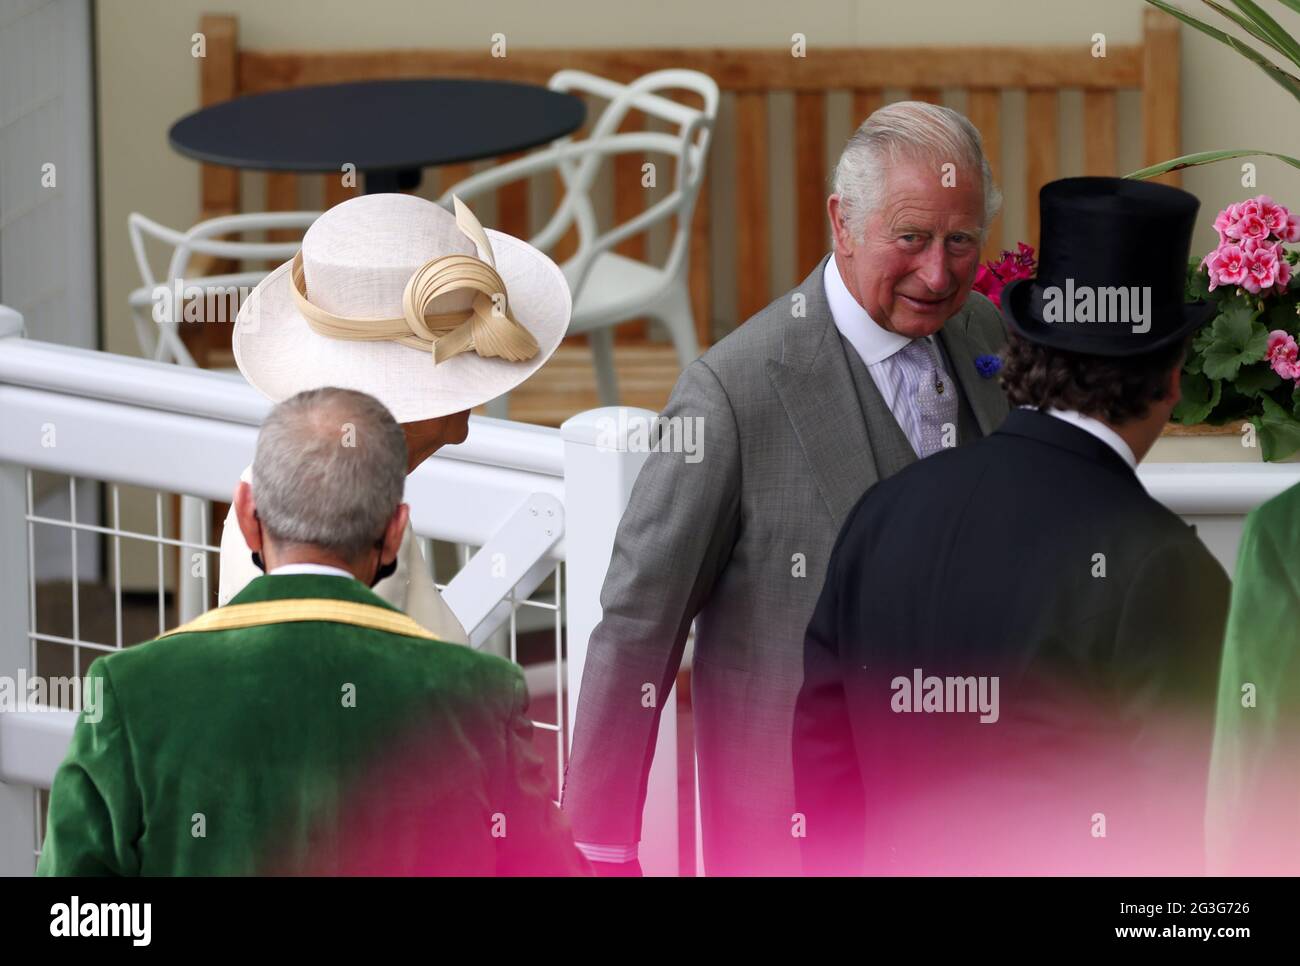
[
  {"x1": 1205, "y1": 0, "x2": 1300, "y2": 64},
  {"x1": 1255, "y1": 393, "x2": 1300, "y2": 460},
  {"x1": 1201, "y1": 303, "x2": 1270, "y2": 380},
  {"x1": 1192, "y1": 318, "x2": 1219, "y2": 353},
  {"x1": 1225, "y1": 33, "x2": 1300, "y2": 99},
  {"x1": 1148, "y1": 0, "x2": 1247, "y2": 44},
  {"x1": 1173, "y1": 370, "x2": 1223, "y2": 423},
  {"x1": 1266, "y1": 301, "x2": 1299, "y2": 332},
  {"x1": 1292, "y1": 379, "x2": 1300, "y2": 417},
  {"x1": 1186, "y1": 260, "x2": 1213, "y2": 301},
  {"x1": 1144, "y1": 1, "x2": 1300, "y2": 101},
  {"x1": 1127, "y1": 148, "x2": 1300, "y2": 180},
  {"x1": 1219, "y1": 289, "x2": 1256, "y2": 315},
  {"x1": 1228, "y1": 0, "x2": 1300, "y2": 69},
  {"x1": 1222, "y1": 33, "x2": 1300, "y2": 96},
  {"x1": 1235, "y1": 362, "x2": 1283, "y2": 396}
]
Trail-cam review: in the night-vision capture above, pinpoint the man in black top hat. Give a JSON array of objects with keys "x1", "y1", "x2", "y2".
[{"x1": 792, "y1": 176, "x2": 1231, "y2": 875}]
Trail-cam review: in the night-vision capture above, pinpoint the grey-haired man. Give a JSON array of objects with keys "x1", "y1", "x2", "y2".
[
  {"x1": 42, "y1": 388, "x2": 587, "y2": 875},
  {"x1": 562, "y1": 102, "x2": 1011, "y2": 875}
]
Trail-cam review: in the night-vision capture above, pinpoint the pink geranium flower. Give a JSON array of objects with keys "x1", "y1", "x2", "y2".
[
  {"x1": 1238, "y1": 198, "x2": 1265, "y2": 221},
  {"x1": 1284, "y1": 212, "x2": 1300, "y2": 244},
  {"x1": 1267, "y1": 329, "x2": 1300, "y2": 380},
  {"x1": 1276, "y1": 246, "x2": 1293, "y2": 290},
  {"x1": 1244, "y1": 244, "x2": 1280, "y2": 293},
  {"x1": 1205, "y1": 197, "x2": 1296, "y2": 295},
  {"x1": 1205, "y1": 243, "x2": 1248, "y2": 290},
  {"x1": 1229, "y1": 212, "x2": 1270, "y2": 244},
  {"x1": 1261, "y1": 197, "x2": 1289, "y2": 236},
  {"x1": 1214, "y1": 202, "x2": 1242, "y2": 243}
]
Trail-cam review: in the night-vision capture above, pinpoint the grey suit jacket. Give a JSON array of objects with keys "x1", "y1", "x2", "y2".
[{"x1": 562, "y1": 254, "x2": 1010, "y2": 874}]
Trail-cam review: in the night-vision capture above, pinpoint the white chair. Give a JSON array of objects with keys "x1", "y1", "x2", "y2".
[
  {"x1": 439, "y1": 69, "x2": 719, "y2": 416},
  {"x1": 128, "y1": 209, "x2": 320, "y2": 622},
  {"x1": 127, "y1": 210, "x2": 320, "y2": 367}
]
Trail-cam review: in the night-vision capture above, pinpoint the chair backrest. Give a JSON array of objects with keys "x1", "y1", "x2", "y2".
[
  {"x1": 193, "y1": 9, "x2": 1182, "y2": 343},
  {"x1": 536, "y1": 69, "x2": 719, "y2": 287},
  {"x1": 127, "y1": 210, "x2": 319, "y2": 364}
]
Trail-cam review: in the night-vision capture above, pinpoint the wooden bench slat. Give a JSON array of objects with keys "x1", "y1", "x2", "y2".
[
  {"x1": 690, "y1": 168, "x2": 711, "y2": 349},
  {"x1": 736, "y1": 91, "x2": 770, "y2": 322},
  {"x1": 1084, "y1": 90, "x2": 1118, "y2": 177},
  {"x1": 966, "y1": 89, "x2": 1003, "y2": 262},
  {"x1": 262, "y1": 172, "x2": 300, "y2": 274},
  {"x1": 1142, "y1": 8, "x2": 1182, "y2": 187},
  {"x1": 264, "y1": 171, "x2": 298, "y2": 231},
  {"x1": 239, "y1": 46, "x2": 1145, "y2": 93},
  {"x1": 322, "y1": 172, "x2": 357, "y2": 209},
  {"x1": 496, "y1": 150, "x2": 530, "y2": 243},
  {"x1": 613, "y1": 113, "x2": 648, "y2": 342},
  {"x1": 851, "y1": 89, "x2": 882, "y2": 126},
  {"x1": 1025, "y1": 90, "x2": 1059, "y2": 252},
  {"x1": 198, "y1": 15, "x2": 239, "y2": 219},
  {"x1": 794, "y1": 91, "x2": 826, "y2": 284},
  {"x1": 192, "y1": 14, "x2": 243, "y2": 369},
  {"x1": 438, "y1": 163, "x2": 474, "y2": 198},
  {"x1": 551, "y1": 168, "x2": 579, "y2": 265}
]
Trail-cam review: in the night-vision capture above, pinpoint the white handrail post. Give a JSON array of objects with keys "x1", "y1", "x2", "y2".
[
  {"x1": 562, "y1": 407, "x2": 679, "y2": 876},
  {"x1": 178, "y1": 496, "x2": 207, "y2": 623},
  {"x1": 0, "y1": 306, "x2": 25, "y2": 339},
  {"x1": 0, "y1": 310, "x2": 36, "y2": 875}
]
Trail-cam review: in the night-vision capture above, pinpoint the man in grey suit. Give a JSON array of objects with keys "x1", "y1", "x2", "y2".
[{"x1": 562, "y1": 102, "x2": 1011, "y2": 875}]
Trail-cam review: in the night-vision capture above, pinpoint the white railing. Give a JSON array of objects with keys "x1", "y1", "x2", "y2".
[
  {"x1": 7, "y1": 308, "x2": 1290, "y2": 879},
  {"x1": 0, "y1": 307, "x2": 680, "y2": 876},
  {"x1": 1138, "y1": 462, "x2": 1300, "y2": 574}
]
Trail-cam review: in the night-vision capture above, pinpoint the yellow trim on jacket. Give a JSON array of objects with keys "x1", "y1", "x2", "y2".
[{"x1": 158, "y1": 598, "x2": 442, "y2": 642}]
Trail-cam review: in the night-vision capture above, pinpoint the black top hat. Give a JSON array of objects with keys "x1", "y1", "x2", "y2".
[{"x1": 1000, "y1": 177, "x2": 1215, "y2": 356}]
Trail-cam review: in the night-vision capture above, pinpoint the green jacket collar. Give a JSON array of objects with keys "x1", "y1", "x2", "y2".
[{"x1": 229, "y1": 573, "x2": 401, "y2": 613}]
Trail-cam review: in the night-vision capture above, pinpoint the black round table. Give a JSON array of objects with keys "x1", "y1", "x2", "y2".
[{"x1": 169, "y1": 78, "x2": 586, "y2": 194}]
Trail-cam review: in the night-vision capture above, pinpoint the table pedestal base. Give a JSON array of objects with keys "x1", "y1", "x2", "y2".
[{"x1": 363, "y1": 168, "x2": 422, "y2": 194}]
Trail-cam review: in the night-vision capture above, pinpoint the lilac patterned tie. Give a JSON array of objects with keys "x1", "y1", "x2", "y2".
[{"x1": 895, "y1": 338, "x2": 959, "y2": 458}]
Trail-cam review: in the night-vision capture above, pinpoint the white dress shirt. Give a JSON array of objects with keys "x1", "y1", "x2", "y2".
[
  {"x1": 266, "y1": 562, "x2": 357, "y2": 579},
  {"x1": 823, "y1": 255, "x2": 948, "y2": 456},
  {"x1": 1036, "y1": 407, "x2": 1138, "y2": 469}
]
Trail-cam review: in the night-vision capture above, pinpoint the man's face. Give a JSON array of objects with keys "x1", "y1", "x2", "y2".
[{"x1": 830, "y1": 159, "x2": 985, "y2": 338}]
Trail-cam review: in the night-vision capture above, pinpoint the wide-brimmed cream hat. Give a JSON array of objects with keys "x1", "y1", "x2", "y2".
[{"x1": 233, "y1": 192, "x2": 571, "y2": 422}]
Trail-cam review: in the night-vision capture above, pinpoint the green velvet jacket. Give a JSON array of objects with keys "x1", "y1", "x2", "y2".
[
  {"x1": 1206, "y1": 483, "x2": 1300, "y2": 875},
  {"x1": 37, "y1": 573, "x2": 588, "y2": 876}
]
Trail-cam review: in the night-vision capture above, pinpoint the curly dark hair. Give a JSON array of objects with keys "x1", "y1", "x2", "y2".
[{"x1": 999, "y1": 333, "x2": 1187, "y2": 424}]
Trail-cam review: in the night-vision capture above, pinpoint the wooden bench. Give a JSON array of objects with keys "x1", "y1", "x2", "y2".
[{"x1": 190, "y1": 10, "x2": 1180, "y2": 360}]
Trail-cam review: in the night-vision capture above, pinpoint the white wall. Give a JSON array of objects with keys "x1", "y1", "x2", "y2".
[{"x1": 92, "y1": 0, "x2": 1300, "y2": 356}]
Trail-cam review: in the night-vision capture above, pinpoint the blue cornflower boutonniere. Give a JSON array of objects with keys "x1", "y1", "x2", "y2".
[{"x1": 975, "y1": 354, "x2": 1002, "y2": 379}]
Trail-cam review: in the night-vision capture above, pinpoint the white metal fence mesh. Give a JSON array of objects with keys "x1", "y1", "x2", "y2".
[
  {"x1": 24, "y1": 470, "x2": 568, "y2": 862},
  {"x1": 0, "y1": 326, "x2": 683, "y2": 875}
]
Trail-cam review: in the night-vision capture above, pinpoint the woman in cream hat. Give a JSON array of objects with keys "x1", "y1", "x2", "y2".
[{"x1": 218, "y1": 192, "x2": 572, "y2": 644}]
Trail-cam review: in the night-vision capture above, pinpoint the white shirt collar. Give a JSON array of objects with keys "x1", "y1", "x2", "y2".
[
  {"x1": 823, "y1": 254, "x2": 913, "y2": 365},
  {"x1": 267, "y1": 562, "x2": 357, "y2": 580},
  {"x1": 1031, "y1": 407, "x2": 1138, "y2": 469}
]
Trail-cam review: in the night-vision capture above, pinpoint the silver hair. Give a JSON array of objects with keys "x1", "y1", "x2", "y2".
[
  {"x1": 832, "y1": 100, "x2": 1002, "y2": 241},
  {"x1": 252, "y1": 387, "x2": 407, "y2": 561}
]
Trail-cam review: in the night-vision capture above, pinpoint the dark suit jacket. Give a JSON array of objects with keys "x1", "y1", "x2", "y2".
[
  {"x1": 793, "y1": 408, "x2": 1230, "y2": 875},
  {"x1": 562, "y1": 255, "x2": 1009, "y2": 874}
]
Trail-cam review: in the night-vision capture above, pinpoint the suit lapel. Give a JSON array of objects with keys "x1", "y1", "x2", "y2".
[
  {"x1": 938, "y1": 304, "x2": 1008, "y2": 436},
  {"x1": 767, "y1": 255, "x2": 879, "y2": 527}
]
